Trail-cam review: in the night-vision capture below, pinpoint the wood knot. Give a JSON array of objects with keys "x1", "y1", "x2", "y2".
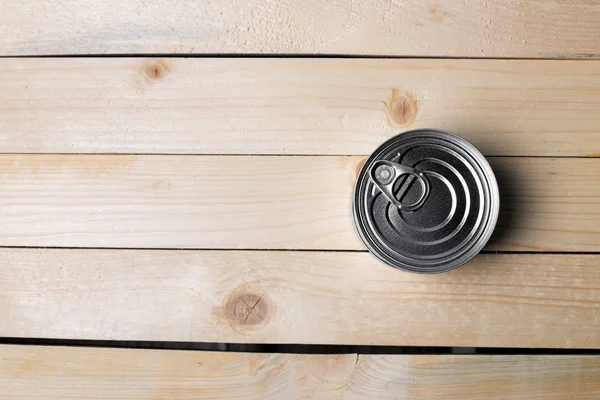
[
  {"x1": 429, "y1": 6, "x2": 446, "y2": 22},
  {"x1": 307, "y1": 354, "x2": 358, "y2": 388},
  {"x1": 143, "y1": 59, "x2": 169, "y2": 81},
  {"x1": 387, "y1": 90, "x2": 418, "y2": 126},
  {"x1": 226, "y1": 293, "x2": 269, "y2": 328}
]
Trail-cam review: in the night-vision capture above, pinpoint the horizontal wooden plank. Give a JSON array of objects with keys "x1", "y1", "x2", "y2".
[
  {"x1": 1, "y1": 250, "x2": 599, "y2": 348},
  {"x1": 0, "y1": 155, "x2": 597, "y2": 251},
  {"x1": 2, "y1": 58, "x2": 600, "y2": 156},
  {"x1": 1, "y1": 346, "x2": 599, "y2": 400},
  {"x1": 2, "y1": 1, "x2": 600, "y2": 58}
]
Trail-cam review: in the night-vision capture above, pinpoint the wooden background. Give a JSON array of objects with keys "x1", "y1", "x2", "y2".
[{"x1": 1, "y1": 0, "x2": 600, "y2": 398}]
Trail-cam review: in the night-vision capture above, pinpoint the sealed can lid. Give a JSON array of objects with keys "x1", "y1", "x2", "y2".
[{"x1": 353, "y1": 129, "x2": 499, "y2": 273}]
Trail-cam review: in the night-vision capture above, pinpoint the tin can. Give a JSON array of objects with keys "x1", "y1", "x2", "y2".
[{"x1": 353, "y1": 129, "x2": 499, "y2": 273}]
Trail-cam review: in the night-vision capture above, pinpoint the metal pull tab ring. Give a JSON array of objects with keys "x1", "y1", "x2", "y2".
[{"x1": 369, "y1": 160, "x2": 430, "y2": 211}]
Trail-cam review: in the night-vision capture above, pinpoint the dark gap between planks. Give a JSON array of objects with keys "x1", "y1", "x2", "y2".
[
  {"x1": 0, "y1": 338, "x2": 599, "y2": 355},
  {"x1": 2, "y1": 53, "x2": 600, "y2": 60}
]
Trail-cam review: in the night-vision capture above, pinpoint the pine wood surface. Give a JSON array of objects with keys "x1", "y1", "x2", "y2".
[
  {"x1": 1, "y1": 249, "x2": 598, "y2": 348},
  {"x1": 2, "y1": 58, "x2": 600, "y2": 156},
  {"x1": 3, "y1": 0, "x2": 600, "y2": 58},
  {"x1": 1, "y1": 346, "x2": 599, "y2": 399}
]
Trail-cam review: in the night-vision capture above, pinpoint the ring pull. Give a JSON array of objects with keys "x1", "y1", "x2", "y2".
[{"x1": 369, "y1": 160, "x2": 430, "y2": 211}]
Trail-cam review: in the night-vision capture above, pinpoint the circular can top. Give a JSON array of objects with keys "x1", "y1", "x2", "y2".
[{"x1": 353, "y1": 129, "x2": 499, "y2": 273}]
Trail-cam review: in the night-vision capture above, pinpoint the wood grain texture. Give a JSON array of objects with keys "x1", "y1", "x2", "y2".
[
  {"x1": 2, "y1": 58, "x2": 600, "y2": 156},
  {"x1": 1, "y1": 249, "x2": 599, "y2": 348},
  {"x1": 1, "y1": 347, "x2": 600, "y2": 399},
  {"x1": 0, "y1": 155, "x2": 597, "y2": 251},
  {"x1": 2, "y1": 0, "x2": 600, "y2": 57}
]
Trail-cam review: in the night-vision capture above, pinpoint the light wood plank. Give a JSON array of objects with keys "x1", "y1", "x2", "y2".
[
  {"x1": 2, "y1": 58, "x2": 600, "y2": 156},
  {"x1": 1, "y1": 347, "x2": 599, "y2": 399},
  {"x1": 0, "y1": 155, "x2": 597, "y2": 251},
  {"x1": 2, "y1": 0, "x2": 600, "y2": 58},
  {"x1": 1, "y1": 250, "x2": 599, "y2": 348}
]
